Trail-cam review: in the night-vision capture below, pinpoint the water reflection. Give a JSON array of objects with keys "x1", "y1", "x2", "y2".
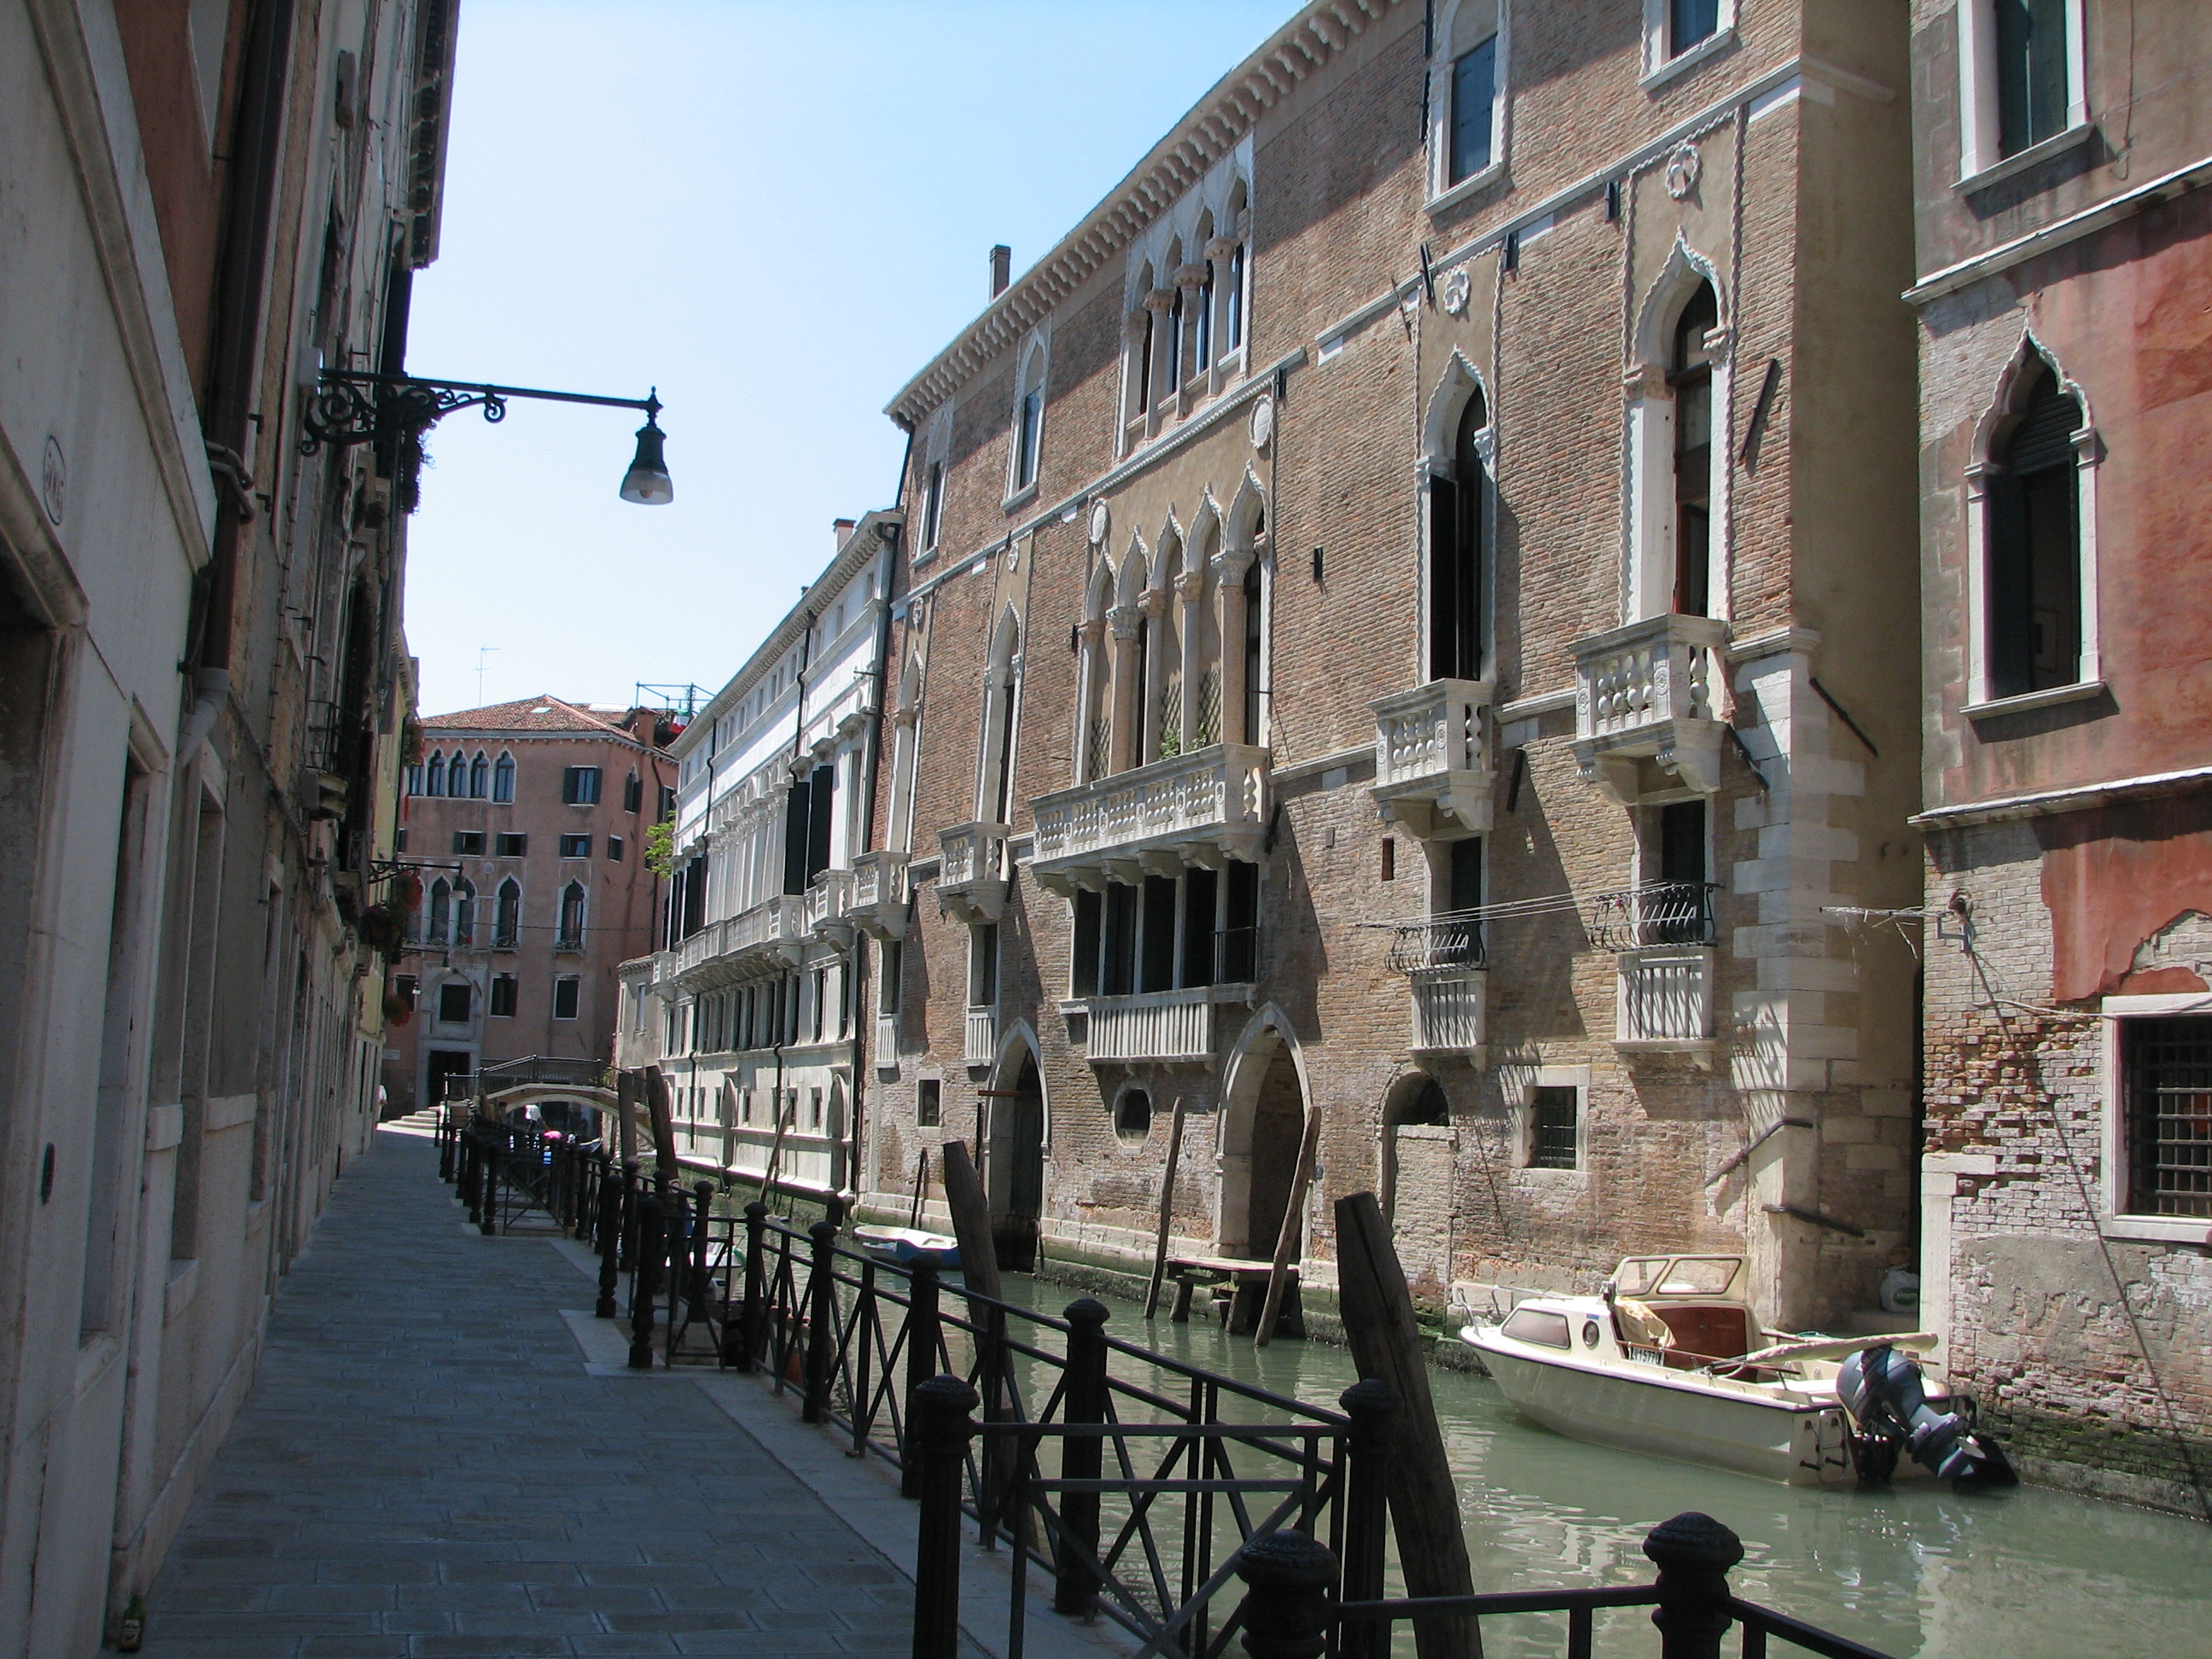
[{"x1": 993, "y1": 1275, "x2": 2211, "y2": 1658}]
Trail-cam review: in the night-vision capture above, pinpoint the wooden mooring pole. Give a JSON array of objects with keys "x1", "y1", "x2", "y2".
[
  {"x1": 1142, "y1": 1096, "x2": 1188, "y2": 1318},
  {"x1": 1254, "y1": 1108, "x2": 1319, "y2": 1348},
  {"x1": 1334, "y1": 1190, "x2": 1481, "y2": 1659}
]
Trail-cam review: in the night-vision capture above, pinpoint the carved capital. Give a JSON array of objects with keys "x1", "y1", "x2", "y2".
[
  {"x1": 1623, "y1": 362, "x2": 1671, "y2": 399},
  {"x1": 1138, "y1": 586, "x2": 1172, "y2": 620},
  {"x1": 1143, "y1": 287, "x2": 1177, "y2": 313},
  {"x1": 1214, "y1": 546, "x2": 1256, "y2": 584},
  {"x1": 1173, "y1": 568, "x2": 1208, "y2": 604},
  {"x1": 1204, "y1": 236, "x2": 1237, "y2": 264},
  {"x1": 1175, "y1": 264, "x2": 1209, "y2": 290},
  {"x1": 1108, "y1": 604, "x2": 1144, "y2": 641}
]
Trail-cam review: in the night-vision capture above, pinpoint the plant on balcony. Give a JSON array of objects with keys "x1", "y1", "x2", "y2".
[{"x1": 643, "y1": 818, "x2": 676, "y2": 878}]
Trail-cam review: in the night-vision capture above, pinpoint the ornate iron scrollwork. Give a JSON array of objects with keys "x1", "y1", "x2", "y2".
[{"x1": 300, "y1": 372, "x2": 509, "y2": 456}]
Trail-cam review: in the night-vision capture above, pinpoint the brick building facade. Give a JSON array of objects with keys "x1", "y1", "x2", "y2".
[
  {"x1": 385, "y1": 697, "x2": 675, "y2": 1120},
  {"x1": 1906, "y1": 0, "x2": 2212, "y2": 1515},
  {"x1": 852, "y1": 0, "x2": 1928, "y2": 1336}
]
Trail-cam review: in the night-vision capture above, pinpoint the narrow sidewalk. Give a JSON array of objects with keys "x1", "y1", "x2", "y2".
[{"x1": 135, "y1": 1126, "x2": 958, "y2": 1659}]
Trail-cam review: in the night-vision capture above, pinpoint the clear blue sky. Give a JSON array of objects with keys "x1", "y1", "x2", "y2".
[{"x1": 404, "y1": 0, "x2": 1298, "y2": 718}]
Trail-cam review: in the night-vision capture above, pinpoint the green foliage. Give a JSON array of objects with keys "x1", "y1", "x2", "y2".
[{"x1": 643, "y1": 818, "x2": 676, "y2": 879}]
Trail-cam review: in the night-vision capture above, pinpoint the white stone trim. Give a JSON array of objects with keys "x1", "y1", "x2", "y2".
[
  {"x1": 1496, "y1": 1063, "x2": 1591, "y2": 1170},
  {"x1": 1425, "y1": 0, "x2": 1511, "y2": 208},
  {"x1": 1955, "y1": 0, "x2": 2088, "y2": 183},
  {"x1": 1956, "y1": 121, "x2": 2096, "y2": 196},
  {"x1": 1911, "y1": 765, "x2": 2212, "y2": 829},
  {"x1": 2098, "y1": 996, "x2": 2212, "y2": 1243},
  {"x1": 1639, "y1": 0, "x2": 1738, "y2": 90}
]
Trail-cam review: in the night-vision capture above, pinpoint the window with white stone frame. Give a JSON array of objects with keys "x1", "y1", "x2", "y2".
[
  {"x1": 1962, "y1": 340, "x2": 2102, "y2": 715},
  {"x1": 1955, "y1": 0, "x2": 2090, "y2": 187},
  {"x1": 1505, "y1": 1065, "x2": 1590, "y2": 1172},
  {"x1": 1117, "y1": 151, "x2": 1251, "y2": 454},
  {"x1": 1426, "y1": 0, "x2": 1508, "y2": 209},
  {"x1": 1005, "y1": 329, "x2": 1048, "y2": 507},
  {"x1": 1641, "y1": 0, "x2": 1737, "y2": 88},
  {"x1": 2099, "y1": 998, "x2": 2212, "y2": 1242},
  {"x1": 916, "y1": 403, "x2": 952, "y2": 560},
  {"x1": 1626, "y1": 248, "x2": 1730, "y2": 623}
]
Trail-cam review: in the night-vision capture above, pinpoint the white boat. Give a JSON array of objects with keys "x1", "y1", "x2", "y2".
[
  {"x1": 851, "y1": 1224, "x2": 962, "y2": 1267},
  {"x1": 1459, "y1": 1254, "x2": 1980, "y2": 1487}
]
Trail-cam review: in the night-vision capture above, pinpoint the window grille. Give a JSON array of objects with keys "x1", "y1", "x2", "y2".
[
  {"x1": 1529, "y1": 1086, "x2": 1579, "y2": 1169},
  {"x1": 2124, "y1": 1017, "x2": 2212, "y2": 1219}
]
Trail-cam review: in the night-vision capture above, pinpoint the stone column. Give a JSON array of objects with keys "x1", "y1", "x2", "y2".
[
  {"x1": 1175, "y1": 566, "x2": 1208, "y2": 748},
  {"x1": 1074, "y1": 618, "x2": 1105, "y2": 783},
  {"x1": 1215, "y1": 548, "x2": 1255, "y2": 747},
  {"x1": 1108, "y1": 604, "x2": 1143, "y2": 774},
  {"x1": 1138, "y1": 587, "x2": 1171, "y2": 765}
]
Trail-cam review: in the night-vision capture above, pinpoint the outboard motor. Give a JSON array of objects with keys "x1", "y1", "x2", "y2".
[{"x1": 1837, "y1": 1345, "x2": 2017, "y2": 1489}]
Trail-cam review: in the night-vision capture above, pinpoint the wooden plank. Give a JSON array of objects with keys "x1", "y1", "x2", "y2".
[
  {"x1": 1334, "y1": 1190, "x2": 1481, "y2": 1659},
  {"x1": 937, "y1": 1140, "x2": 1002, "y2": 1305},
  {"x1": 757, "y1": 1097, "x2": 794, "y2": 1209},
  {"x1": 643, "y1": 1064, "x2": 678, "y2": 1174},
  {"x1": 1253, "y1": 1108, "x2": 1320, "y2": 1348},
  {"x1": 907, "y1": 1147, "x2": 931, "y2": 1228},
  {"x1": 1142, "y1": 1096, "x2": 1189, "y2": 1318}
]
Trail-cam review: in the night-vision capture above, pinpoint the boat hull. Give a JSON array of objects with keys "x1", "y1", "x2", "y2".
[
  {"x1": 1469, "y1": 1333, "x2": 1855, "y2": 1487},
  {"x1": 851, "y1": 1225, "x2": 961, "y2": 1267}
]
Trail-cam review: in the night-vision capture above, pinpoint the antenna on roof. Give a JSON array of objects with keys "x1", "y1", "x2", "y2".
[
  {"x1": 634, "y1": 682, "x2": 707, "y2": 720},
  {"x1": 474, "y1": 645, "x2": 498, "y2": 705}
]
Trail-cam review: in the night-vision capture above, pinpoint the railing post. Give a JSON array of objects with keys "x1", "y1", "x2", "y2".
[
  {"x1": 618, "y1": 1158, "x2": 640, "y2": 1271},
  {"x1": 594, "y1": 1161, "x2": 622, "y2": 1319},
  {"x1": 573, "y1": 1151, "x2": 598, "y2": 1242},
  {"x1": 910, "y1": 1374, "x2": 980, "y2": 1659},
  {"x1": 690, "y1": 1179, "x2": 715, "y2": 1312},
  {"x1": 459, "y1": 1130, "x2": 478, "y2": 1223},
  {"x1": 1055, "y1": 1298, "x2": 1109, "y2": 1616},
  {"x1": 1644, "y1": 1512, "x2": 1743, "y2": 1659},
  {"x1": 802, "y1": 1220, "x2": 838, "y2": 1423},
  {"x1": 1235, "y1": 1531, "x2": 1338, "y2": 1659},
  {"x1": 900, "y1": 1259, "x2": 941, "y2": 1498},
  {"x1": 478, "y1": 1137, "x2": 500, "y2": 1236},
  {"x1": 1337, "y1": 1377, "x2": 1398, "y2": 1659},
  {"x1": 437, "y1": 1108, "x2": 454, "y2": 1182},
  {"x1": 629, "y1": 1192, "x2": 663, "y2": 1370},
  {"x1": 730, "y1": 1201, "x2": 768, "y2": 1371}
]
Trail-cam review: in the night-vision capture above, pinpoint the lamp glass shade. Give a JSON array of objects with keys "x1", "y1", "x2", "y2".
[{"x1": 619, "y1": 420, "x2": 673, "y2": 505}]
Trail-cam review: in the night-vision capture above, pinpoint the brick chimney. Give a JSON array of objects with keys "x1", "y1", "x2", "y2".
[
  {"x1": 990, "y1": 244, "x2": 1011, "y2": 298},
  {"x1": 833, "y1": 517, "x2": 856, "y2": 551}
]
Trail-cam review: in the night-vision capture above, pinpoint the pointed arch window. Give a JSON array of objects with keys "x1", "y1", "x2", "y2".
[
  {"x1": 558, "y1": 882, "x2": 586, "y2": 951},
  {"x1": 492, "y1": 752, "x2": 515, "y2": 803},
  {"x1": 424, "y1": 751, "x2": 445, "y2": 796},
  {"x1": 1972, "y1": 355, "x2": 2098, "y2": 707},
  {"x1": 428, "y1": 878, "x2": 451, "y2": 944},
  {"x1": 469, "y1": 751, "x2": 489, "y2": 799},
  {"x1": 1429, "y1": 383, "x2": 1488, "y2": 681},
  {"x1": 1009, "y1": 337, "x2": 1047, "y2": 498},
  {"x1": 494, "y1": 878, "x2": 521, "y2": 949},
  {"x1": 451, "y1": 880, "x2": 475, "y2": 947},
  {"x1": 1241, "y1": 558, "x2": 1266, "y2": 746},
  {"x1": 1670, "y1": 282, "x2": 1719, "y2": 617},
  {"x1": 979, "y1": 614, "x2": 1022, "y2": 832}
]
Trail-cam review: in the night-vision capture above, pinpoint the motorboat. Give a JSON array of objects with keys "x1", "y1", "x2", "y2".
[
  {"x1": 1460, "y1": 1254, "x2": 2013, "y2": 1489},
  {"x1": 851, "y1": 1224, "x2": 962, "y2": 1268}
]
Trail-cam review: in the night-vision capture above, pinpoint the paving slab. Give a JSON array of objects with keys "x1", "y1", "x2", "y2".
[{"x1": 134, "y1": 1127, "x2": 1039, "y2": 1659}]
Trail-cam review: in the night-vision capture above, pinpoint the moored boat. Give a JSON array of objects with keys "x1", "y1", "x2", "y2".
[
  {"x1": 851, "y1": 1224, "x2": 962, "y2": 1267},
  {"x1": 1460, "y1": 1254, "x2": 2011, "y2": 1489}
]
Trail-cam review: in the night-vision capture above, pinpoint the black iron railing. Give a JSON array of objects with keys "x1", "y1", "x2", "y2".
[
  {"x1": 1385, "y1": 915, "x2": 1487, "y2": 974},
  {"x1": 1587, "y1": 880, "x2": 1720, "y2": 950}
]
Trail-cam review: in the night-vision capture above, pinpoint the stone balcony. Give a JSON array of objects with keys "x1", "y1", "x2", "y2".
[
  {"x1": 1370, "y1": 678, "x2": 1493, "y2": 839},
  {"x1": 665, "y1": 894, "x2": 807, "y2": 992},
  {"x1": 1030, "y1": 742, "x2": 1269, "y2": 895},
  {"x1": 1590, "y1": 880, "x2": 1721, "y2": 1064},
  {"x1": 1068, "y1": 983, "x2": 1255, "y2": 1065},
  {"x1": 964, "y1": 1004, "x2": 998, "y2": 1068},
  {"x1": 1387, "y1": 917, "x2": 1487, "y2": 1057},
  {"x1": 847, "y1": 849, "x2": 911, "y2": 940},
  {"x1": 806, "y1": 868, "x2": 855, "y2": 942},
  {"x1": 1571, "y1": 613, "x2": 1730, "y2": 804},
  {"x1": 935, "y1": 823, "x2": 1008, "y2": 926}
]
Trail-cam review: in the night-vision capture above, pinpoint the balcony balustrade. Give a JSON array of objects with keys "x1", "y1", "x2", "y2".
[
  {"x1": 1031, "y1": 742, "x2": 1269, "y2": 895},
  {"x1": 1074, "y1": 984, "x2": 1252, "y2": 1065},
  {"x1": 1571, "y1": 613, "x2": 1730, "y2": 804},
  {"x1": 873, "y1": 1012, "x2": 899, "y2": 1072},
  {"x1": 665, "y1": 894, "x2": 807, "y2": 992},
  {"x1": 1370, "y1": 678, "x2": 1494, "y2": 838},
  {"x1": 1615, "y1": 946, "x2": 1718, "y2": 1060},
  {"x1": 848, "y1": 849, "x2": 911, "y2": 940},
  {"x1": 936, "y1": 823, "x2": 1009, "y2": 926},
  {"x1": 964, "y1": 1004, "x2": 998, "y2": 1068},
  {"x1": 1387, "y1": 916, "x2": 1487, "y2": 1057},
  {"x1": 806, "y1": 867, "x2": 855, "y2": 941}
]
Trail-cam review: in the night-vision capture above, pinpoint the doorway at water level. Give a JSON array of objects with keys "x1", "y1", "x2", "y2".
[{"x1": 987, "y1": 1049, "x2": 1045, "y2": 1272}]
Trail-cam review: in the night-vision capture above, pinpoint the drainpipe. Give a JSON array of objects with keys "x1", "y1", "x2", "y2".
[{"x1": 770, "y1": 606, "x2": 816, "y2": 1209}]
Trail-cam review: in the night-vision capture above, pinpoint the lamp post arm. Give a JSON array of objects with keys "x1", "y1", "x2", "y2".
[{"x1": 300, "y1": 369, "x2": 661, "y2": 455}]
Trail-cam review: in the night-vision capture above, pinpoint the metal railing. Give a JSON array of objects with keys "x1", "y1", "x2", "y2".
[
  {"x1": 1586, "y1": 881, "x2": 1720, "y2": 949},
  {"x1": 1225, "y1": 1508, "x2": 1899, "y2": 1659},
  {"x1": 1385, "y1": 915, "x2": 1487, "y2": 974}
]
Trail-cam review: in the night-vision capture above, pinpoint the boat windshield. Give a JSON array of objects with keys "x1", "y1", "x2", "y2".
[{"x1": 1613, "y1": 1255, "x2": 1742, "y2": 1299}]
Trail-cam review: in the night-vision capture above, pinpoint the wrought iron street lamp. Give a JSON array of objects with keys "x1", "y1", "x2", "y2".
[{"x1": 301, "y1": 370, "x2": 673, "y2": 504}]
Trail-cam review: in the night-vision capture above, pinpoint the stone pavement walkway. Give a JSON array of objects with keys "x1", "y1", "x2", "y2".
[{"x1": 134, "y1": 1126, "x2": 941, "y2": 1659}]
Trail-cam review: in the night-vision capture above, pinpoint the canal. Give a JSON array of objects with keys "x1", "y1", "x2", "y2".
[{"x1": 989, "y1": 1271, "x2": 2210, "y2": 1659}]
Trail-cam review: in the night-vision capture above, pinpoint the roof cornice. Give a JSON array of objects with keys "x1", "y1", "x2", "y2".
[{"x1": 882, "y1": 0, "x2": 1403, "y2": 431}]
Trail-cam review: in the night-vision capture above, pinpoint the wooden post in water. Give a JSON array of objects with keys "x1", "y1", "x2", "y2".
[
  {"x1": 937, "y1": 1141, "x2": 1002, "y2": 1304},
  {"x1": 1334, "y1": 1190, "x2": 1481, "y2": 1659},
  {"x1": 907, "y1": 1147, "x2": 930, "y2": 1228},
  {"x1": 758, "y1": 1097, "x2": 795, "y2": 1211},
  {"x1": 1143, "y1": 1097, "x2": 1188, "y2": 1318},
  {"x1": 1254, "y1": 1109, "x2": 1319, "y2": 1348}
]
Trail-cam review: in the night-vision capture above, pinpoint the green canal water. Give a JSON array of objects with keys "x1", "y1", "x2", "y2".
[{"x1": 982, "y1": 1272, "x2": 2210, "y2": 1659}]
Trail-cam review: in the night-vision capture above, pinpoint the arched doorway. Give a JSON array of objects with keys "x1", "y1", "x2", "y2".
[
  {"x1": 1217, "y1": 1010, "x2": 1312, "y2": 1262},
  {"x1": 1381, "y1": 1074, "x2": 1454, "y2": 1304},
  {"x1": 986, "y1": 1045, "x2": 1045, "y2": 1272}
]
